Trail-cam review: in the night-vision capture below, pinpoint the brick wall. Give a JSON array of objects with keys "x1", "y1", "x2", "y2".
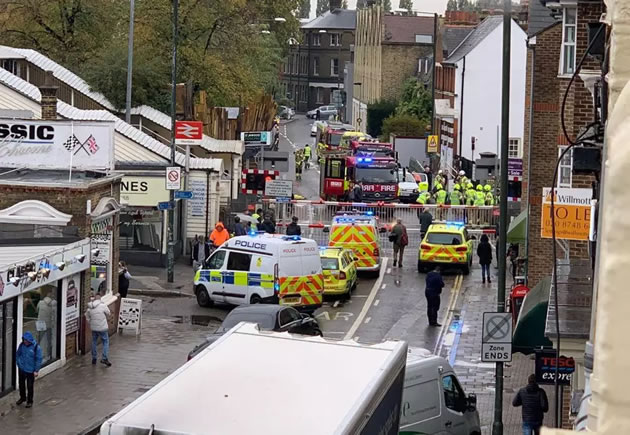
[{"x1": 381, "y1": 44, "x2": 432, "y2": 101}]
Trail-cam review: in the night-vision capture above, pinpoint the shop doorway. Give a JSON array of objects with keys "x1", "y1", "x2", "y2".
[{"x1": 0, "y1": 298, "x2": 17, "y2": 397}]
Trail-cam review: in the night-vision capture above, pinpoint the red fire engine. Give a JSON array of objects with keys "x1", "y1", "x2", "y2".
[{"x1": 350, "y1": 140, "x2": 395, "y2": 158}]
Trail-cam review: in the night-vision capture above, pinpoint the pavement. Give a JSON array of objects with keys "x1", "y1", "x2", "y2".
[{"x1": 128, "y1": 258, "x2": 195, "y2": 297}]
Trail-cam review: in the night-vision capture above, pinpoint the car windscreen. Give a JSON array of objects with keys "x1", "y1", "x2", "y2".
[
  {"x1": 329, "y1": 133, "x2": 342, "y2": 146},
  {"x1": 321, "y1": 257, "x2": 340, "y2": 270},
  {"x1": 220, "y1": 312, "x2": 276, "y2": 331},
  {"x1": 356, "y1": 167, "x2": 397, "y2": 183},
  {"x1": 426, "y1": 232, "x2": 462, "y2": 245}
]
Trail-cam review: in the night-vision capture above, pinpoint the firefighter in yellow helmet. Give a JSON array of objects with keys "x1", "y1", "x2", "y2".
[
  {"x1": 466, "y1": 182, "x2": 476, "y2": 206},
  {"x1": 435, "y1": 183, "x2": 448, "y2": 205},
  {"x1": 450, "y1": 183, "x2": 463, "y2": 205},
  {"x1": 484, "y1": 184, "x2": 495, "y2": 205},
  {"x1": 474, "y1": 184, "x2": 486, "y2": 206}
]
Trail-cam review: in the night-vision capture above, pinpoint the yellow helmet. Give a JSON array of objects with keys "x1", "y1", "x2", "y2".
[
  {"x1": 467, "y1": 182, "x2": 473, "y2": 189},
  {"x1": 454, "y1": 184, "x2": 461, "y2": 191},
  {"x1": 484, "y1": 184, "x2": 492, "y2": 192},
  {"x1": 476, "y1": 185, "x2": 483, "y2": 191}
]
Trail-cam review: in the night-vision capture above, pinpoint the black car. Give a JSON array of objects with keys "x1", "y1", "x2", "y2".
[{"x1": 187, "y1": 305, "x2": 322, "y2": 360}]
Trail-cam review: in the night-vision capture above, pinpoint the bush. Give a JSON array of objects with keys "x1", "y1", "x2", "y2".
[
  {"x1": 380, "y1": 114, "x2": 427, "y2": 141},
  {"x1": 366, "y1": 100, "x2": 397, "y2": 137}
]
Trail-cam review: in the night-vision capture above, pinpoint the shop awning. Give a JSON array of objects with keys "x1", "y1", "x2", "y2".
[
  {"x1": 507, "y1": 209, "x2": 527, "y2": 244},
  {"x1": 513, "y1": 276, "x2": 553, "y2": 354}
]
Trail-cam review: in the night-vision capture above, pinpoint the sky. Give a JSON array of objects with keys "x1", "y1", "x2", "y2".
[{"x1": 309, "y1": 0, "x2": 449, "y2": 18}]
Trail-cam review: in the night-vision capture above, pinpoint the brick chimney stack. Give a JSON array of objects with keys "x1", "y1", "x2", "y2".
[
  {"x1": 330, "y1": 0, "x2": 342, "y2": 11},
  {"x1": 40, "y1": 70, "x2": 59, "y2": 120}
]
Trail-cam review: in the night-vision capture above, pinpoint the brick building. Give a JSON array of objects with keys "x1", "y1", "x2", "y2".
[
  {"x1": 279, "y1": 0, "x2": 355, "y2": 113},
  {"x1": 352, "y1": 5, "x2": 436, "y2": 132}
]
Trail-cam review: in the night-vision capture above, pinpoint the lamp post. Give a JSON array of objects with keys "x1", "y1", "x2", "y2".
[
  {"x1": 167, "y1": 0, "x2": 178, "y2": 283},
  {"x1": 125, "y1": 0, "x2": 135, "y2": 124}
]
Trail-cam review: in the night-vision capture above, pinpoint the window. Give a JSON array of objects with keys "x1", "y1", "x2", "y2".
[
  {"x1": 508, "y1": 138, "x2": 522, "y2": 159},
  {"x1": 313, "y1": 56, "x2": 320, "y2": 76},
  {"x1": 558, "y1": 146, "x2": 573, "y2": 187},
  {"x1": 312, "y1": 33, "x2": 321, "y2": 46},
  {"x1": 321, "y1": 257, "x2": 340, "y2": 270},
  {"x1": 279, "y1": 307, "x2": 301, "y2": 327},
  {"x1": 442, "y1": 375, "x2": 467, "y2": 413},
  {"x1": 207, "y1": 250, "x2": 226, "y2": 269},
  {"x1": 1, "y1": 59, "x2": 19, "y2": 75},
  {"x1": 426, "y1": 233, "x2": 462, "y2": 245},
  {"x1": 331, "y1": 58, "x2": 339, "y2": 76},
  {"x1": 22, "y1": 283, "x2": 61, "y2": 368},
  {"x1": 330, "y1": 33, "x2": 342, "y2": 46},
  {"x1": 561, "y1": 7, "x2": 577, "y2": 75},
  {"x1": 227, "y1": 252, "x2": 251, "y2": 271},
  {"x1": 300, "y1": 85, "x2": 307, "y2": 103},
  {"x1": 316, "y1": 87, "x2": 324, "y2": 104}
]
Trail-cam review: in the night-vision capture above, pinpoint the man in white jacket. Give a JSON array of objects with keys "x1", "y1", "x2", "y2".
[{"x1": 86, "y1": 294, "x2": 112, "y2": 367}]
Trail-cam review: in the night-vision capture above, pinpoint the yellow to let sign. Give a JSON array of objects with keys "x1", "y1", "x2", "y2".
[
  {"x1": 427, "y1": 135, "x2": 439, "y2": 153},
  {"x1": 540, "y1": 188, "x2": 592, "y2": 241}
]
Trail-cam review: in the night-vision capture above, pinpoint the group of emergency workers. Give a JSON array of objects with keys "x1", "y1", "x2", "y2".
[{"x1": 416, "y1": 169, "x2": 497, "y2": 206}]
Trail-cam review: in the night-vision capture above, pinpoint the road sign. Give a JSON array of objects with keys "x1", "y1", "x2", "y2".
[
  {"x1": 174, "y1": 190, "x2": 193, "y2": 200},
  {"x1": 427, "y1": 135, "x2": 439, "y2": 153},
  {"x1": 264, "y1": 179, "x2": 293, "y2": 198},
  {"x1": 481, "y1": 312, "x2": 512, "y2": 362},
  {"x1": 174, "y1": 121, "x2": 203, "y2": 145},
  {"x1": 158, "y1": 201, "x2": 175, "y2": 210},
  {"x1": 540, "y1": 187, "x2": 592, "y2": 241},
  {"x1": 165, "y1": 167, "x2": 181, "y2": 190}
]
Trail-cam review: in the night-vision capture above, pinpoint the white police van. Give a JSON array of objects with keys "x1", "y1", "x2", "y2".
[{"x1": 194, "y1": 234, "x2": 324, "y2": 311}]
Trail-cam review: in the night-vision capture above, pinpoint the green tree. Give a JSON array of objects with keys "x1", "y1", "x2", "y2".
[
  {"x1": 447, "y1": 0, "x2": 459, "y2": 10},
  {"x1": 298, "y1": 0, "x2": 311, "y2": 18},
  {"x1": 396, "y1": 78, "x2": 432, "y2": 123},
  {"x1": 379, "y1": 0, "x2": 392, "y2": 12},
  {"x1": 399, "y1": 0, "x2": 414, "y2": 12},
  {"x1": 381, "y1": 114, "x2": 427, "y2": 140},
  {"x1": 316, "y1": 0, "x2": 328, "y2": 15},
  {"x1": 366, "y1": 100, "x2": 397, "y2": 137}
]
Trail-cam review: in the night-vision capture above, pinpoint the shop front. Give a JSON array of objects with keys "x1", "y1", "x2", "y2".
[{"x1": 0, "y1": 239, "x2": 91, "y2": 397}]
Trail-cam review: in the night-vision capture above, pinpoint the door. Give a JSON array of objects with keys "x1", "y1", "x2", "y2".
[
  {"x1": 224, "y1": 251, "x2": 252, "y2": 305},
  {"x1": 277, "y1": 307, "x2": 303, "y2": 333},
  {"x1": 441, "y1": 374, "x2": 471, "y2": 434},
  {"x1": 205, "y1": 250, "x2": 227, "y2": 303},
  {"x1": 0, "y1": 299, "x2": 17, "y2": 398},
  {"x1": 400, "y1": 377, "x2": 443, "y2": 434}
]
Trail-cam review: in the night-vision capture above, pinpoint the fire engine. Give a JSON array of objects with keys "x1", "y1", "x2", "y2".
[
  {"x1": 350, "y1": 140, "x2": 395, "y2": 158},
  {"x1": 347, "y1": 156, "x2": 399, "y2": 202}
]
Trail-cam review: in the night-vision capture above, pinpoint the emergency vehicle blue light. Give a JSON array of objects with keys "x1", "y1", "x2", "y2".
[
  {"x1": 274, "y1": 283, "x2": 280, "y2": 291},
  {"x1": 282, "y1": 235, "x2": 301, "y2": 241},
  {"x1": 445, "y1": 221, "x2": 465, "y2": 227},
  {"x1": 366, "y1": 211, "x2": 374, "y2": 216},
  {"x1": 364, "y1": 158, "x2": 373, "y2": 163},
  {"x1": 248, "y1": 230, "x2": 257, "y2": 236}
]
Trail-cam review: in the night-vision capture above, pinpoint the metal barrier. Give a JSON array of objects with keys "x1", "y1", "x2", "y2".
[{"x1": 261, "y1": 200, "x2": 498, "y2": 229}]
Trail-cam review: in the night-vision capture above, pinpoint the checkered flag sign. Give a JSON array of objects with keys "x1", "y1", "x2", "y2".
[{"x1": 63, "y1": 135, "x2": 81, "y2": 151}]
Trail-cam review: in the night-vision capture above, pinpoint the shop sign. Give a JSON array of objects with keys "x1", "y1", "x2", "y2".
[
  {"x1": 535, "y1": 350, "x2": 575, "y2": 385},
  {"x1": 541, "y1": 188, "x2": 592, "y2": 241},
  {"x1": 120, "y1": 176, "x2": 170, "y2": 207},
  {"x1": 91, "y1": 217, "x2": 112, "y2": 266},
  {"x1": 0, "y1": 238, "x2": 91, "y2": 303},
  {"x1": 508, "y1": 158, "x2": 523, "y2": 177},
  {"x1": 118, "y1": 297, "x2": 142, "y2": 335},
  {"x1": 65, "y1": 278, "x2": 80, "y2": 334},
  {"x1": 0, "y1": 119, "x2": 114, "y2": 171}
]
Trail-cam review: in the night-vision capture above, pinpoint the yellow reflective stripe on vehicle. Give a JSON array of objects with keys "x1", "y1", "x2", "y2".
[
  {"x1": 279, "y1": 274, "x2": 324, "y2": 306},
  {"x1": 194, "y1": 270, "x2": 200, "y2": 281},
  {"x1": 234, "y1": 271, "x2": 248, "y2": 286}
]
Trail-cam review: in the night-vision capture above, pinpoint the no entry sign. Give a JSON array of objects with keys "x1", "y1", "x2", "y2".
[{"x1": 165, "y1": 166, "x2": 181, "y2": 190}]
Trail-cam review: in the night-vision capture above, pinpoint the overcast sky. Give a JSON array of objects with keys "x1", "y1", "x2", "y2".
[{"x1": 310, "y1": 0, "x2": 449, "y2": 17}]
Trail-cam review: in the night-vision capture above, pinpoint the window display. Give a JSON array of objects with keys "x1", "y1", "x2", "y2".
[{"x1": 22, "y1": 283, "x2": 60, "y2": 368}]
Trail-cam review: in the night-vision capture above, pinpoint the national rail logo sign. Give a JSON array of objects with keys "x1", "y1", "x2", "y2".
[{"x1": 540, "y1": 187, "x2": 592, "y2": 241}]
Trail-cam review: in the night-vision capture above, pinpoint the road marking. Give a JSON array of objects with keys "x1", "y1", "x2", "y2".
[
  {"x1": 435, "y1": 274, "x2": 463, "y2": 356},
  {"x1": 344, "y1": 258, "x2": 389, "y2": 340},
  {"x1": 382, "y1": 284, "x2": 387, "y2": 289},
  {"x1": 333, "y1": 300, "x2": 341, "y2": 308},
  {"x1": 351, "y1": 295, "x2": 368, "y2": 298},
  {"x1": 373, "y1": 299, "x2": 380, "y2": 307},
  {"x1": 386, "y1": 268, "x2": 392, "y2": 274},
  {"x1": 364, "y1": 317, "x2": 371, "y2": 324}
]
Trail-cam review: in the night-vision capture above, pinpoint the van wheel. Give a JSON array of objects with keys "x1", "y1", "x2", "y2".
[
  {"x1": 462, "y1": 262, "x2": 470, "y2": 275},
  {"x1": 250, "y1": 294, "x2": 262, "y2": 304},
  {"x1": 417, "y1": 261, "x2": 425, "y2": 273},
  {"x1": 196, "y1": 286, "x2": 213, "y2": 307}
]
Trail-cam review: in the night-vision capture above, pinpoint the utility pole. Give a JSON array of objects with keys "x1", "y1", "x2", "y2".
[
  {"x1": 431, "y1": 12, "x2": 437, "y2": 134},
  {"x1": 167, "y1": 0, "x2": 178, "y2": 283},
  {"x1": 125, "y1": 0, "x2": 135, "y2": 123},
  {"x1": 493, "y1": 1, "x2": 511, "y2": 434}
]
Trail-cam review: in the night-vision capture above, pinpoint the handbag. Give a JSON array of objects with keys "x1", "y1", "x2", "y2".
[{"x1": 388, "y1": 233, "x2": 397, "y2": 243}]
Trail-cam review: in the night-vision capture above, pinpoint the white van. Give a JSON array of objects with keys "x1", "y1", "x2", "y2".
[
  {"x1": 193, "y1": 234, "x2": 324, "y2": 311},
  {"x1": 401, "y1": 348, "x2": 481, "y2": 435}
]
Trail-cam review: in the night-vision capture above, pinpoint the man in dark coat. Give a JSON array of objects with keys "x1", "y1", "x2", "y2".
[
  {"x1": 476, "y1": 234, "x2": 493, "y2": 283},
  {"x1": 425, "y1": 266, "x2": 444, "y2": 326},
  {"x1": 418, "y1": 208, "x2": 433, "y2": 239},
  {"x1": 233, "y1": 216, "x2": 247, "y2": 236},
  {"x1": 286, "y1": 216, "x2": 301, "y2": 236},
  {"x1": 260, "y1": 215, "x2": 276, "y2": 234},
  {"x1": 512, "y1": 374, "x2": 549, "y2": 434}
]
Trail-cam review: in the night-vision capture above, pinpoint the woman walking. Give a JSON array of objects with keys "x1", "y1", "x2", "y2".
[{"x1": 477, "y1": 234, "x2": 493, "y2": 284}]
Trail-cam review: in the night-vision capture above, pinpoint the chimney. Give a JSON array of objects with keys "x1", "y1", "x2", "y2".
[
  {"x1": 39, "y1": 70, "x2": 59, "y2": 120},
  {"x1": 330, "y1": 0, "x2": 342, "y2": 11}
]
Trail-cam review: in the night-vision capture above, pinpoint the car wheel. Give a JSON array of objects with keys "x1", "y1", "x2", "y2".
[
  {"x1": 250, "y1": 294, "x2": 262, "y2": 304},
  {"x1": 417, "y1": 261, "x2": 424, "y2": 273},
  {"x1": 314, "y1": 328, "x2": 323, "y2": 337},
  {"x1": 196, "y1": 286, "x2": 213, "y2": 307},
  {"x1": 462, "y1": 262, "x2": 470, "y2": 275},
  {"x1": 351, "y1": 279, "x2": 357, "y2": 291}
]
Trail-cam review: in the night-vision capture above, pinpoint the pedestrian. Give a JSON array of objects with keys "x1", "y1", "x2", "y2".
[
  {"x1": 252, "y1": 208, "x2": 263, "y2": 223},
  {"x1": 418, "y1": 208, "x2": 433, "y2": 240},
  {"x1": 477, "y1": 234, "x2": 493, "y2": 284},
  {"x1": 316, "y1": 109, "x2": 321, "y2": 120},
  {"x1": 425, "y1": 266, "x2": 444, "y2": 326},
  {"x1": 303, "y1": 144, "x2": 312, "y2": 169},
  {"x1": 209, "y1": 222, "x2": 230, "y2": 248},
  {"x1": 390, "y1": 218, "x2": 408, "y2": 268},
  {"x1": 348, "y1": 184, "x2": 363, "y2": 202},
  {"x1": 15, "y1": 331, "x2": 42, "y2": 408},
  {"x1": 508, "y1": 243, "x2": 519, "y2": 280},
  {"x1": 424, "y1": 165, "x2": 433, "y2": 188},
  {"x1": 234, "y1": 216, "x2": 247, "y2": 236},
  {"x1": 286, "y1": 216, "x2": 301, "y2": 236},
  {"x1": 86, "y1": 294, "x2": 112, "y2": 367},
  {"x1": 260, "y1": 214, "x2": 276, "y2": 234},
  {"x1": 118, "y1": 261, "x2": 131, "y2": 298},
  {"x1": 512, "y1": 374, "x2": 549, "y2": 435}
]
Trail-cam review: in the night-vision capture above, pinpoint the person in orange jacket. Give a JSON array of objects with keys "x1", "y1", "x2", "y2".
[{"x1": 209, "y1": 222, "x2": 230, "y2": 248}]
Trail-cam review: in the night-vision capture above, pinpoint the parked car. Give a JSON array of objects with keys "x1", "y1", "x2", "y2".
[
  {"x1": 398, "y1": 168, "x2": 420, "y2": 203},
  {"x1": 278, "y1": 105, "x2": 294, "y2": 120},
  {"x1": 307, "y1": 105, "x2": 338, "y2": 120},
  {"x1": 187, "y1": 305, "x2": 322, "y2": 360}
]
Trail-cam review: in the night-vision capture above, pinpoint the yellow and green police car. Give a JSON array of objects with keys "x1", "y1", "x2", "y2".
[
  {"x1": 319, "y1": 247, "x2": 358, "y2": 299},
  {"x1": 417, "y1": 222, "x2": 474, "y2": 275}
]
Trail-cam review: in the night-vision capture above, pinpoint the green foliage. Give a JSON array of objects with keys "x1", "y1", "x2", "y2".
[
  {"x1": 396, "y1": 78, "x2": 432, "y2": 123},
  {"x1": 298, "y1": 0, "x2": 311, "y2": 18},
  {"x1": 366, "y1": 100, "x2": 397, "y2": 138},
  {"x1": 378, "y1": 0, "x2": 392, "y2": 12},
  {"x1": 342, "y1": 0, "x2": 349, "y2": 8},
  {"x1": 399, "y1": 0, "x2": 414, "y2": 12},
  {"x1": 447, "y1": 0, "x2": 479, "y2": 11},
  {"x1": 447, "y1": 0, "x2": 459, "y2": 10},
  {"x1": 316, "y1": 0, "x2": 328, "y2": 15},
  {"x1": 381, "y1": 114, "x2": 427, "y2": 140}
]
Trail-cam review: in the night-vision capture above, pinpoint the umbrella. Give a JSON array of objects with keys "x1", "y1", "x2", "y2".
[{"x1": 235, "y1": 213, "x2": 258, "y2": 224}]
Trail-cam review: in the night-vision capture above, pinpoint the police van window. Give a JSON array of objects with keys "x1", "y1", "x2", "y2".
[
  {"x1": 427, "y1": 233, "x2": 462, "y2": 245},
  {"x1": 442, "y1": 375, "x2": 467, "y2": 413},
  {"x1": 207, "y1": 250, "x2": 226, "y2": 269},
  {"x1": 227, "y1": 252, "x2": 251, "y2": 271}
]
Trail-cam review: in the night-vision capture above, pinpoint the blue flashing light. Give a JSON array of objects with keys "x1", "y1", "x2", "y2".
[
  {"x1": 282, "y1": 235, "x2": 302, "y2": 241},
  {"x1": 364, "y1": 158, "x2": 373, "y2": 163},
  {"x1": 248, "y1": 230, "x2": 258, "y2": 236},
  {"x1": 366, "y1": 211, "x2": 374, "y2": 216},
  {"x1": 445, "y1": 221, "x2": 465, "y2": 227},
  {"x1": 274, "y1": 283, "x2": 280, "y2": 291}
]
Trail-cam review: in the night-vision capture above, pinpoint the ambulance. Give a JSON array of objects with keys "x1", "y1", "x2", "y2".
[
  {"x1": 328, "y1": 212, "x2": 382, "y2": 273},
  {"x1": 194, "y1": 234, "x2": 324, "y2": 311}
]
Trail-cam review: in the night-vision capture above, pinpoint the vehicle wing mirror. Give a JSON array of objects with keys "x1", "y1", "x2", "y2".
[
  {"x1": 323, "y1": 227, "x2": 330, "y2": 233},
  {"x1": 467, "y1": 393, "x2": 477, "y2": 410},
  {"x1": 353, "y1": 256, "x2": 359, "y2": 262}
]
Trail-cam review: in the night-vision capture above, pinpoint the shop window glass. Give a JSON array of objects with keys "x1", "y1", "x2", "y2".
[
  {"x1": 1, "y1": 301, "x2": 16, "y2": 394},
  {"x1": 22, "y1": 283, "x2": 60, "y2": 368}
]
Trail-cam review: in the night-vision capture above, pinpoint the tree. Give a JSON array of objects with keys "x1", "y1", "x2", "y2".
[
  {"x1": 446, "y1": 0, "x2": 458, "y2": 10},
  {"x1": 342, "y1": 0, "x2": 349, "y2": 8},
  {"x1": 316, "y1": 0, "x2": 328, "y2": 15},
  {"x1": 381, "y1": 114, "x2": 427, "y2": 140},
  {"x1": 399, "y1": 0, "x2": 414, "y2": 12},
  {"x1": 366, "y1": 100, "x2": 397, "y2": 138},
  {"x1": 297, "y1": 0, "x2": 311, "y2": 18},
  {"x1": 396, "y1": 78, "x2": 432, "y2": 123},
  {"x1": 379, "y1": 0, "x2": 392, "y2": 12}
]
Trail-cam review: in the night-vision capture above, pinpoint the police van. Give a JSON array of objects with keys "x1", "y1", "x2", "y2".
[{"x1": 194, "y1": 234, "x2": 324, "y2": 311}]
